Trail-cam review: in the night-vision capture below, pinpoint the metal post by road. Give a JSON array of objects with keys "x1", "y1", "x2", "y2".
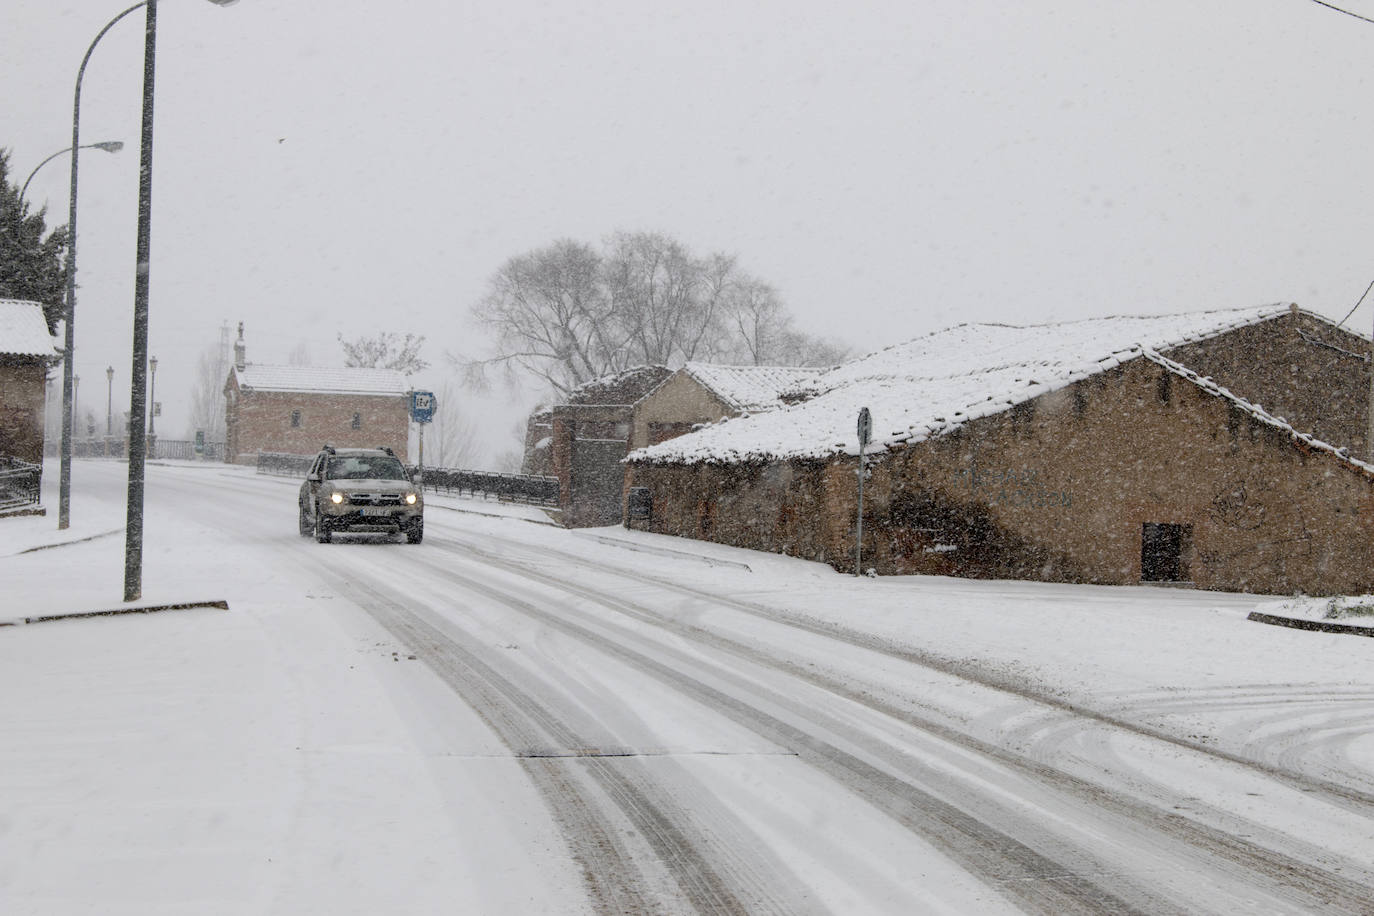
[
  {"x1": 105, "y1": 365, "x2": 113, "y2": 436},
  {"x1": 855, "y1": 406, "x2": 871, "y2": 577},
  {"x1": 124, "y1": 0, "x2": 158, "y2": 602}
]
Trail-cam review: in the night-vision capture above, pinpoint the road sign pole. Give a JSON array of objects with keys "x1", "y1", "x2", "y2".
[{"x1": 856, "y1": 407, "x2": 871, "y2": 577}]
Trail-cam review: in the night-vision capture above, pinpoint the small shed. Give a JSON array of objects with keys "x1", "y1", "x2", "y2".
[{"x1": 0, "y1": 298, "x2": 61, "y2": 464}]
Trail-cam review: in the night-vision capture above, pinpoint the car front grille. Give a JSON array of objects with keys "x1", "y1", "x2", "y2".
[{"x1": 348, "y1": 493, "x2": 404, "y2": 506}]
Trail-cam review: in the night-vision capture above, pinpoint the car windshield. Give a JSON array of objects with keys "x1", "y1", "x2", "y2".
[{"x1": 326, "y1": 455, "x2": 407, "y2": 480}]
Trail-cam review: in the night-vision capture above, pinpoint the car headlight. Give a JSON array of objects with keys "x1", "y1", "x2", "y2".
[
  {"x1": 330, "y1": 491, "x2": 344, "y2": 504},
  {"x1": 405, "y1": 492, "x2": 417, "y2": 505}
]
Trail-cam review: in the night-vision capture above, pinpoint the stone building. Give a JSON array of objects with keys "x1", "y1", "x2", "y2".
[
  {"x1": 629, "y1": 363, "x2": 825, "y2": 450},
  {"x1": 0, "y1": 299, "x2": 60, "y2": 464},
  {"x1": 222, "y1": 325, "x2": 409, "y2": 465},
  {"x1": 542, "y1": 366, "x2": 672, "y2": 527},
  {"x1": 626, "y1": 305, "x2": 1374, "y2": 595}
]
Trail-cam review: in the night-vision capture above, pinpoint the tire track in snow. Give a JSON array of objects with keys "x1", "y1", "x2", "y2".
[
  {"x1": 336, "y1": 573, "x2": 805, "y2": 916},
  {"x1": 404, "y1": 541, "x2": 1176, "y2": 915},
  {"x1": 421, "y1": 528, "x2": 1374, "y2": 914},
  {"x1": 449, "y1": 526, "x2": 1374, "y2": 812}
]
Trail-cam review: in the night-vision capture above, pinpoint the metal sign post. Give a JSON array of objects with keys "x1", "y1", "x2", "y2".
[
  {"x1": 409, "y1": 390, "x2": 436, "y2": 492},
  {"x1": 856, "y1": 406, "x2": 871, "y2": 577}
]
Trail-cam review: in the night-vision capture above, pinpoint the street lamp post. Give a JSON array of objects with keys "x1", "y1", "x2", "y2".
[
  {"x1": 54, "y1": 0, "x2": 234, "y2": 535},
  {"x1": 58, "y1": 2, "x2": 153, "y2": 531},
  {"x1": 125, "y1": 0, "x2": 239, "y2": 602},
  {"x1": 105, "y1": 366, "x2": 114, "y2": 437},
  {"x1": 18, "y1": 142, "x2": 123, "y2": 207}
]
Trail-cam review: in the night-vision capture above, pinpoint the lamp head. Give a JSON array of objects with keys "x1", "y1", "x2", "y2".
[
  {"x1": 92, "y1": 141, "x2": 124, "y2": 154},
  {"x1": 106, "y1": 366, "x2": 114, "y2": 380},
  {"x1": 149, "y1": 356, "x2": 158, "y2": 372}
]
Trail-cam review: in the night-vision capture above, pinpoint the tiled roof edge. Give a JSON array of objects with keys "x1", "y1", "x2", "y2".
[{"x1": 1141, "y1": 348, "x2": 1374, "y2": 479}]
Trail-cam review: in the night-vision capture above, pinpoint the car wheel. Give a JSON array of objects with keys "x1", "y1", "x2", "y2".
[
  {"x1": 315, "y1": 505, "x2": 332, "y2": 544},
  {"x1": 405, "y1": 518, "x2": 423, "y2": 544},
  {"x1": 299, "y1": 502, "x2": 311, "y2": 536}
]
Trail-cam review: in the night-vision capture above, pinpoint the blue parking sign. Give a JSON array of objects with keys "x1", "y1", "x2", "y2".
[{"x1": 410, "y1": 390, "x2": 436, "y2": 424}]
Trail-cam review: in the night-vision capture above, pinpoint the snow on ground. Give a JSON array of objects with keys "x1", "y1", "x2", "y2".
[{"x1": 3, "y1": 458, "x2": 1374, "y2": 913}]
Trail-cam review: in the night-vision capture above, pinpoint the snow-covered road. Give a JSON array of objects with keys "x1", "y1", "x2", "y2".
[{"x1": 4, "y1": 460, "x2": 1374, "y2": 914}]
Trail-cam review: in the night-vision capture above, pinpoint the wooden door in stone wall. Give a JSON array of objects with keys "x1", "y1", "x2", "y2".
[{"x1": 571, "y1": 438, "x2": 628, "y2": 526}]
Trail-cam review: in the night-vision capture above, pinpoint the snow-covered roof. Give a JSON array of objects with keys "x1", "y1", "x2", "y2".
[
  {"x1": 0, "y1": 299, "x2": 60, "y2": 358},
  {"x1": 233, "y1": 364, "x2": 409, "y2": 396},
  {"x1": 628, "y1": 305, "x2": 1296, "y2": 464},
  {"x1": 566, "y1": 365, "x2": 672, "y2": 405},
  {"x1": 679, "y1": 363, "x2": 827, "y2": 412}
]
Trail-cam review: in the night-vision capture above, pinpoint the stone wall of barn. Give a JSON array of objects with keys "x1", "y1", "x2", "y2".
[
  {"x1": 225, "y1": 389, "x2": 408, "y2": 465},
  {"x1": 629, "y1": 356, "x2": 1374, "y2": 595},
  {"x1": 1161, "y1": 308, "x2": 1371, "y2": 458},
  {"x1": 0, "y1": 359, "x2": 49, "y2": 464}
]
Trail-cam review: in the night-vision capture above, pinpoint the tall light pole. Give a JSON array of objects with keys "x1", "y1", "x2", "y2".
[
  {"x1": 105, "y1": 366, "x2": 114, "y2": 436},
  {"x1": 58, "y1": 2, "x2": 153, "y2": 531},
  {"x1": 125, "y1": 0, "x2": 239, "y2": 602},
  {"x1": 19, "y1": 142, "x2": 123, "y2": 207}
]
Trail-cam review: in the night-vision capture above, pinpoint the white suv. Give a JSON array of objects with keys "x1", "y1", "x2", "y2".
[{"x1": 298, "y1": 446, "x2": 423, "y2": 544}]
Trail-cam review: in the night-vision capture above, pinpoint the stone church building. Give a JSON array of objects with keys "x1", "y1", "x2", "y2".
[
  {"x1": 223, "y1": 325, "x2": 409, "y2": 465},
  {"x1": 626, "y1": 305, "x2": 1374, "y2": 595}
]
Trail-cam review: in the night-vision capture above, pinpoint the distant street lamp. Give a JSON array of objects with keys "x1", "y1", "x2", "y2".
[
  {"x1": 105, "y1": 365, "x2": 114, "y2": 436},
  {"x1": 18, "y1": 142, "x2": 123, "y2": 206},
  {"x1": 146, "y1": 356, "x2": 157, "y2": 458},
  {"x1": 125, "y1": 0, "x2": 239, "y2": 602},
  {"x1": 73, "y1": 375, "x2": 80, "y2": 438}
]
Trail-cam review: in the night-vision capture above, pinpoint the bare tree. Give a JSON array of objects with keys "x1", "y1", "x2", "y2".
[
  {"x1": 467, "y1": 239, "x2": 620, "y2": 396},
  {"x1": 185, "y1": 337, "x2": 230, "y2": 442},
  {"x1": 339, "y1": 332, "x2": 428, "y2": 375},
  {"x1": 462, "y1": 230, "x2": 848, "y2": 398},
  {"x1": 287, "y1": 341, "x2": 312, "y2": 366},
  {"x1": 424, "y1": 377, "x2": 481, "y2": 469},
  {"x1": 718, "y1": 275, "x2": 848, "y2": 366}
]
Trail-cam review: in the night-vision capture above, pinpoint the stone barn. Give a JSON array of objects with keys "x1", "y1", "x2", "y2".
[
  {"x1": 626, "y1": 305, "x2": 1374, "y2": 595},
  {"x1": 0, "y1": 299, "x2": 60, "y2": 464},
  {"x1": 223, "y1": 326, "x2": 410, "y2": 465}
]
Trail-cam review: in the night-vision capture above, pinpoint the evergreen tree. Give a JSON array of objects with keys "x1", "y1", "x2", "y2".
[{"x1": 0, "y1": 148, "x2": 69, "y2": 334}]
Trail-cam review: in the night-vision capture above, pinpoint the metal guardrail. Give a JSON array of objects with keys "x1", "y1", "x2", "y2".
[
  {"x1": 254, "y1": 452, "x2": 560, "y2": 507},
  {"x1": 0, "y1": 457, "x2": 42, "y2": 510},
  {"x1": 414, "y1": 467, "x2": 560, "y2": 506},
  {"x1": 49, "y1": 438, "x2": 226, "y2": 461},
  {"x1": 256, "y1": 451, "x2": 313, "y2": 478}
]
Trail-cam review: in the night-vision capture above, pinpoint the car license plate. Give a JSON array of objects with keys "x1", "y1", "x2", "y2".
[{"x1": 361, "y1": 507, "x2": 390, "y2": 517}]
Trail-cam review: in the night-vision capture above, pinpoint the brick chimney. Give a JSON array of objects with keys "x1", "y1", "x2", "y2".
[{"x1": 234, "y1": 322, "x2": 246, "y2": 371}]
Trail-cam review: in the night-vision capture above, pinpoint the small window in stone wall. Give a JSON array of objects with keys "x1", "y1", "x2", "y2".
[
  {"x1": 290, "y1": 409, "x2": 302, "y2": 428},
  {"x1": 352, "y1": 412, "x2": 362, "y2": 429}
]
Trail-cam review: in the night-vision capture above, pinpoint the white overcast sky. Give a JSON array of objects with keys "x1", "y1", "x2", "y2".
[{"x1": 7, "y1": 0, "x2": 1374, "y2": 455}]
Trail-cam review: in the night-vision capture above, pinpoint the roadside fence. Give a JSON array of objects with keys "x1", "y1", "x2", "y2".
[
  {"x1": 254, "y1": 451, "x2": 559, "y2": 507},
  {"x1": 0, "y1": 457, "x2": 42, "y2": 510}
]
